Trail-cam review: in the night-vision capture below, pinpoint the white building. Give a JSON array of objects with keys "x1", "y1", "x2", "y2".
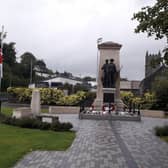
[{"x1": 29, "y1": 76, "x2": 82, "y2": 88}]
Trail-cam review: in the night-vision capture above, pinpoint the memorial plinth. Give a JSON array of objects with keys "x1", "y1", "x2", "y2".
[
  {"x1": 31, "y1": 89, "x2": 41, "y2": 117},
  {"x1": 94, "y1": 41, "x2": 123, "y2": 111}
]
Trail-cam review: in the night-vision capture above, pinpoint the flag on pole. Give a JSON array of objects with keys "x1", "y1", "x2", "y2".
[
  {"x1": 0, "y1": 48, "x2": 3, "y2": 79},
  {"x1": 97, "y1": 37, "x2": 103, "y2": 44}
]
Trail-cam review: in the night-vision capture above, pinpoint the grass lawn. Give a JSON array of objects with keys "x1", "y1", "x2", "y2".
[
  {"x1": 0, "y1": 123, "x2": 75, "y2": 168},
  {"x1": 1, "y1": 107, "x2": 13, "y2": 116},
  {"x1": 161, "y1": 136, "x2": 168, "y2": 143}
]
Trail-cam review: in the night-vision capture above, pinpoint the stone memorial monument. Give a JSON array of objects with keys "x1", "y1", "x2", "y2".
[
  {"x1": 31, "y1": 89, "x2": 41, "y2": 116},
  {"x1": 94, "y1": 41, "x2": 123, "y2": 111}
]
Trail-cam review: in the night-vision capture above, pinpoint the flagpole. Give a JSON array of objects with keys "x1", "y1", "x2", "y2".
[
  {"x1": 0, "y1": 25, "x2": 4, "y2": 114},
  {"x1": 96, "y1": 37, "x2": 102, "y2": 85},
  {"x1": 0, "y1": 26, "x2": 3, "y2": 90}
]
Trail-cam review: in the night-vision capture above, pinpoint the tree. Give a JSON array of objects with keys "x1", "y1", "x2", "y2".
[
  {"x1": 35, "y1": 59, "x2": 46, "y2": 70},
  {"x1": 20, "y1": 52, "x2": 36, "y2": 65},
  {"x1": 3, "y1": 42, "x2": 16, "y2": 66},
  {"x1": 132, "y1": 0, "x2": 168, "y2": 64},
  {"x1": 152, "y1": 79, "x2": 168, "y2": 111},
  {"x1": 20, "y1": 52, "x2": 37, "y2": 79}
]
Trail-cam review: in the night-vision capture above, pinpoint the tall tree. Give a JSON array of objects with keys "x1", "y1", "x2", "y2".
[
  {"x1": 132, "y1": 0, "x2": 168, "y2": 64},
  {"x1": 35, "y1": 60, "x2": 46, "y2": 69},
  {"x1": 20, "y1": 52, "x2": 36, "y2": 79},
  {"x1": 20, "y1": 52, "x2": 36, "y2": 65},
  {"x1": 3, "y1": 42, "x2": 16, "y2": 66}
]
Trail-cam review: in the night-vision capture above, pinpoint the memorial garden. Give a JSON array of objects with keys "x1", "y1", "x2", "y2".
[{"x1": 0, "y1": 0, "x2": 168, "y2": 167}]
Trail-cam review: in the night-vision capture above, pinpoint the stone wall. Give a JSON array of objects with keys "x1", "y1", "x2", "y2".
[
  {"x1": 49, "y1": 106, "x2": 80, "y2": 114},
  {"x1": 141, "y1": 110, "x2": 165, "y2": 118}
]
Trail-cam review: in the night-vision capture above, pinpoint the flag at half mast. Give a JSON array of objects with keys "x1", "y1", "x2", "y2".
[{"x1": 0, "y1": 48, "x2": 3, "y2": 78}]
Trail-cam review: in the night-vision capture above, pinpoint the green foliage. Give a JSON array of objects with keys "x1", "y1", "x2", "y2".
[
  {"x1": 132, "y1": 0, "x2": 168, "y2": 40},
  {"x1": 1, "y1": 107, "x2": 13, "y2": 116},
  {"x1": 144, "y1": 92, "x2": 155, "y2": 103},
  {"x1": 7, "y1": 87, "x2": 88, "y2": 106},
  {"x1": 56, "y1": 91, "x2": 86, "y2": 106},
  {"x1": 40, "y1": 88, "x2": 64, "y2": 104},
  {"x1": 0, "y1": 115, "x2": 73, "y2": 131},
  {"x1": 132, "y1": 0, "x2": 168, "y2": 65},
  {"x1": 132, "y1": 97, "x2": 142, "y2": 104},
  {"x1": 3, "y1": 42, "x2": 16, "y2": 66},
  {"x1": 151, "y1": 80, "x2": 168, "y2": 111},
  {"x1": 7, "y1": 87, "x2": 32, "y2": 103},
  {"x1": 0, "y1": 123, "x2": 75, "y2": 168},
  {"x1": 120, "y1": 91, "x2": 134, "y2": 105},
  {"x1": 155, "y1": 125, "x2": 168, "y2": 137},
  {"x1": 0, "y1": 35, "x2": 53, "y2": 90},
  {"x1": 140, "y1": 92, "x2": 156, "y2": 109}
]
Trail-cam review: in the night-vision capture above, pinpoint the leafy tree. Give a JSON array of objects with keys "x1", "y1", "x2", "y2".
[
  {"x1": 132, "y1": 0, "x2": 168, "y2": 64},
  {"x1": 151, "y1": 80, "x2": 168, "y2": 110},
  {"x1": 3, "y1": 43, "x2": 16, "y2": 66},
  {"x1": 35, "y1": 60, "x2": 46, "y2": 71},
  {"x1": 20, "y1": 52, "x2": 37, "y2": 80},
  {"x1": 20, "y1": 52, "x2": 36, "y2": 65}
]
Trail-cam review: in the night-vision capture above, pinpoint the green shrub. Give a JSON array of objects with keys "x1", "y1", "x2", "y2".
[
  {"x1": 0, "y1": 115, "x2": 73, "y2": 131},
  {"x1": 56, "y1": 91, "x2": 87, "y2": 106},
  {"x1": 155, "y1": 125, "x2": 168, "y2": 136},
  {"x1": 51, "y1": 121, "x2": 73, "y2": 131},
  {"x1": 7, "y1": 87, "x2": 88, "y2": 106}
]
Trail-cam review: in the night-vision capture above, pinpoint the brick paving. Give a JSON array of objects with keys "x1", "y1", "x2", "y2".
[{"x1": 14, "y1": 116, "x2": 168, "y2": 168}]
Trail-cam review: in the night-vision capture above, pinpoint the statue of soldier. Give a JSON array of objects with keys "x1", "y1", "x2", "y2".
[
  {"x1": 108, "y1": 59, "x2": 117, "y2": 88},
  {"x1": 101, "y1": 59, "x2": 109, "y2": 88}
]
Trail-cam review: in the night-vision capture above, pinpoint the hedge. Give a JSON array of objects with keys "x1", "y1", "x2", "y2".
[
  {"x1": 7, "y1": 87, "x2": 92, "y2": 106},
  {"x1": 0, "y1": 114, "x2": 73, "y2": 131}
]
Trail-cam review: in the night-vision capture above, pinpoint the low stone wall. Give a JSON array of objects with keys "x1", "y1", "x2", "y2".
[
  {"x1": 141, "y1": 110, "x2": 165, "y2": 118},
  {"x1": 79, "y1": 113, "x2": 141, "y2": 121},
  {"x1": 12, "y1": 107, "x2": 32, "y2": 119},
  {"x1": 49, "y1": 106, "x2": 80, "y2": 114}
]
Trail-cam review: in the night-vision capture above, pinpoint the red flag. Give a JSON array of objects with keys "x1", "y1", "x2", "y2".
[
  {"x1": 0, "y1": 48, "x2": 3, "y2": 64},
  {"x1": 0, "y1": 48, "x2": 3, "y2": 78}
]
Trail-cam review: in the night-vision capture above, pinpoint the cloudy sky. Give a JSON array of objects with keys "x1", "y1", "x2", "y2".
[{"x1": 0, "y1": 0, "x2": 166, "y2": 80}]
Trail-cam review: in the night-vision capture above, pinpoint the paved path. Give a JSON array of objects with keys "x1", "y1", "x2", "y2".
[{"x1": 14, "y1": 116, "x2": 168, "y2": 168}]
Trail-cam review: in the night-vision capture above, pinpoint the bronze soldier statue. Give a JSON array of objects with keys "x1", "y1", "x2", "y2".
[
  {"x1": 101, "y1": 59, "x2": 109, "y2": 88},
  {"x1": 108, "y1": 59, "x2": 117, "y2": 88},
  {"x1": 101, "y1": 59, "x2": 117, "y2": 88}
]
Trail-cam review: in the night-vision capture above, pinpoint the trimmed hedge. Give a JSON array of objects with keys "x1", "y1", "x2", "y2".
[
  {"x1": 0, "y1": 114, "x2": 73, "y2": 131},
  {"x1": 7, "y1": 87, "x2": 89, "y2": 105}
]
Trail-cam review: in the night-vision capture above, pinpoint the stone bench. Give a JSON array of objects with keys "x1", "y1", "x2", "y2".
[
  {"x1": 12, "y1": 107, "x2": 33, "y2": 119},
  {"x1": 49, "y1": 106, "x2": 80, "y2": 114},
  {"x1": 36, "y1": 113, "x2": 59, "y2": 123}
]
